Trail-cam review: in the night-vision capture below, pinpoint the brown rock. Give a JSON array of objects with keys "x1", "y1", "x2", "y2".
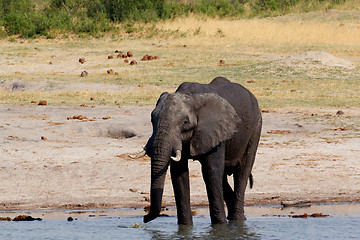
[
  {"x1": 127, "y1": 51, "x2": 133, "y2": 57},
  {"x1": 108, "y1": 55, "x2": 114, "y2": 59},
  {"x1": 79, "y1": 58, "x2": 85, "y2": 64},
  {"x1": 0, "y1": 217, "x2": 11, "y2": 221},
  {"x1": 130, "y1": 60, "x2": 137, "y2": 65},
  {"x1": 38, "y1": 100, "x2": 47, "y2": 106},
  {"x1": 124, "y1": 59, "x2": 129, "y2": 63},
  {"x1": 107, "y1": 69, "x2": 115, "y2": 75},
  {"x1": 142, "y1": 55, "x2": 149, "y2": 61},
  {"x1": 310, "y1": 213, "x2": 329, "y2": 218},
  {"x1": 219, "y1": 59, "x2": 225, "y2": 65},
  {"x1": 336, "y1": 110, "x2": 344, "y2": 116},
  {"x1": 13, "y1": 215, "x2": 42, "y2": 221}
]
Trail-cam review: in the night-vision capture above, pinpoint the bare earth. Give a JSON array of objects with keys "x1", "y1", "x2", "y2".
[{"x1": 0, "y1": 103, "x2": 359, "y2": 211}]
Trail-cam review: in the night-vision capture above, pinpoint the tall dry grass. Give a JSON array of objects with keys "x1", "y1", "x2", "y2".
[{"x1": 159, "y1": 14, "x2": 360, "y2": 54}]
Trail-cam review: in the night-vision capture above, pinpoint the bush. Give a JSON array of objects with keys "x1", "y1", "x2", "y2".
[
  {"x1": 0, "y1": 0, "x2": 354, "y2": 38},
  {"x1": 100, "y1": 0, "x2": 166, "y2": 22}
]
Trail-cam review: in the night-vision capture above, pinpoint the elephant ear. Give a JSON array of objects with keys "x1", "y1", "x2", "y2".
[{"x1": 190, "y1": 93, "x2": 241, "y2": 157}]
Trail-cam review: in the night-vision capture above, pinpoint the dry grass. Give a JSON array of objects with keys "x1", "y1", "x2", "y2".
[
  {"x1": 159, "y1": 11, "x2": 360, "y2": 54},
  {"x1": 1, "y1": 10, "x2": 359, "y2": 108}
]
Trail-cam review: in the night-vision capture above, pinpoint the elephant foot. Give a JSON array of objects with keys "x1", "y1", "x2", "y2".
[
  {"x1": 144, "y1": 212, "x2": 159, "y2": 223},
  {"x1": 227, "y1": 213, "x2": 246, "y2": 222},
  {"x1": 178, "y1": 219, "x2": 193, "y2": 225},
  {"x1": 210, "y1": 216, "x2": 227, "y2": 225}
]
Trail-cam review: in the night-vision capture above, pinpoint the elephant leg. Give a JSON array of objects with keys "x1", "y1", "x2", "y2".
[
  {"x1": 170, "y1": 159, "x2": 193, "y2": 225},
  {"x1": 230, "y1": 134, "x2": 260, "y2": 221},
  {"x1": 200, "y1": 144, "x2": 226, "y2": 224},
  {"x1": 223, "y1": 176, "x2": 236, "y2": 220}
]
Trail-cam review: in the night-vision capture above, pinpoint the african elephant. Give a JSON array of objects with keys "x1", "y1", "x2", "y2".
[{"x1": 134, "y1": 77, "x2": 262, "y2": 225}]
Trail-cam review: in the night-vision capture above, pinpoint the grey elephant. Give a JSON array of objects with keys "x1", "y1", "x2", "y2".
[{"x1": 132, "y1": 77, "x2": 262, "y2": 225}]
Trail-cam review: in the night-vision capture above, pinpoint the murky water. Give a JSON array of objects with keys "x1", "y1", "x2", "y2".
[{"x1": 1, "y1": 203, "x2": 360, "y2": 239}]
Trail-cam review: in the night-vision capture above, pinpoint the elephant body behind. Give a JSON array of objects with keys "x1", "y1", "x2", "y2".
[{"x1": 176, "y1": 77, "x2": 262, "y2": 176}]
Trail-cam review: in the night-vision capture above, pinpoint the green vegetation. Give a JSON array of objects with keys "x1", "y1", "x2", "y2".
[{"x1": 0, "y1": 0, "x2": 356, "y2": 38}]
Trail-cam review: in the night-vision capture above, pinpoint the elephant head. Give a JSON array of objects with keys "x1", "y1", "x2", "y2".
[{"x1": 143, "y1": 92, "x2": 241, "y2": 223}]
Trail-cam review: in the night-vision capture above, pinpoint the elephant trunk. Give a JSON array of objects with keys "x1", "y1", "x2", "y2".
[
  {"x1": 144, "y1": 139, "x2": 171, "y2": 223},
  {"x1": 144, "y1": 128, "x2": 183, "y2": 223}
]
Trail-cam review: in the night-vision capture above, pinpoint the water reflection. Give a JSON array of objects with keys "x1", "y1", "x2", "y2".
[{"x1": 145, "y1": 219, "x2": 260, "y2": 240}]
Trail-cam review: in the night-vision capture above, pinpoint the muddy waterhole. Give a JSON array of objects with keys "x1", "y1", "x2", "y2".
[{"x1": 1, "y1": 203, "x2": 360, "y2": 239}]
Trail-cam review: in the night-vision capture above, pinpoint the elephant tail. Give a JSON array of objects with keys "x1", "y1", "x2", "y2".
[{"x1": 249, "y1": 173, "x2": 254, "y2": 189}]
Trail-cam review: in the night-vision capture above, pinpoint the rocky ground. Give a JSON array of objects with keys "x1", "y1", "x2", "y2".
[{"x1": 1, "y1": 104, "x2": 359, "y2": 210}]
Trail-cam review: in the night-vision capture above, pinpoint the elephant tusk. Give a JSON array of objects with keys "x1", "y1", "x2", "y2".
[
  {"x1": 170, "y1": 150, "x2": 182, "y2": 162},
  {"x1": 128, "y1": 149, "x2": 146, "y2": 159}
]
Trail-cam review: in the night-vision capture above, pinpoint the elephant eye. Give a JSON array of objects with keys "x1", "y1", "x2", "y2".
[{"x1": 183, "y1": 120, "x2": 189, "y2": 125}]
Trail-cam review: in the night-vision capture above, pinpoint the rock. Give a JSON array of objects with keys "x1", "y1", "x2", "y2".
[
  {"x1": 130, "y1": 60, "x2": 137, "y2": 65},
  {"x1": 142, "y1": 54, "x2": 158, "y2": 61},
  {"x1": 124, "y1": 59, "x2": 129, "y2": 63},
  {"x1": 13, "y1": 215, "x2": 42, "y2": 221},
  {"x1": 292, "y1": 213, "x2": 308, "y2": 218},
  {"x1": 247, "y1": 80, "x2": 256, "y2": 83},
  {"x1": 219, "y1": 60, "x2": 225, "y2": 66},
  {"x1": 0, "y1": 217, "x2": 11, "y2": 221},
  {"x1": 107, "y1": 69, "x2": 115, "y2": 75},
  {"x1": 336, "y1": 110, "x2": 344, "y2": 116},
  {"x1": 127, "y1": 51, "x2": 133, "y2": 57},
  {"x1": 310, "y1": 213, "x2": 329, "y2": 218},
  {"x1": 108, "y1": 55, "x2": 114, "y2": 59},
  {"x1": 142, "y1": 55, "x2": 149, "y2": 61},
  {"x1": 67, "y1": 115, "x2": 88, "y2": 120},
  {"x1": 38, "y1": 100, "x2": 47, "y2": 106},
  {"x1": 80, "y1": 71, "x2": 88, "y2": 77},
  {"x1": 41, "y1": 136, "x2": 47, "y2": 140},
  {"x1": 79, "y1": 58, "x2": 85, "y2": 64},
  {"x1": 129, "y1": 188, "x2": 138, "y2": 193},
  {"x1": 67, "y1": 217, "x2": 74, "y2": 221}
]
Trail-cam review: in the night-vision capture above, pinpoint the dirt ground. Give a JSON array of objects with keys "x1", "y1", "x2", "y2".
[{"x1": 1, "y1": 103, "x2": 359, "y2": 211}]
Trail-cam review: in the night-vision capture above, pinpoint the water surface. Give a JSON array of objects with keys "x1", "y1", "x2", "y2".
[{"x1": 1, "y1": 203, "x2": 360, "y2": 239}]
